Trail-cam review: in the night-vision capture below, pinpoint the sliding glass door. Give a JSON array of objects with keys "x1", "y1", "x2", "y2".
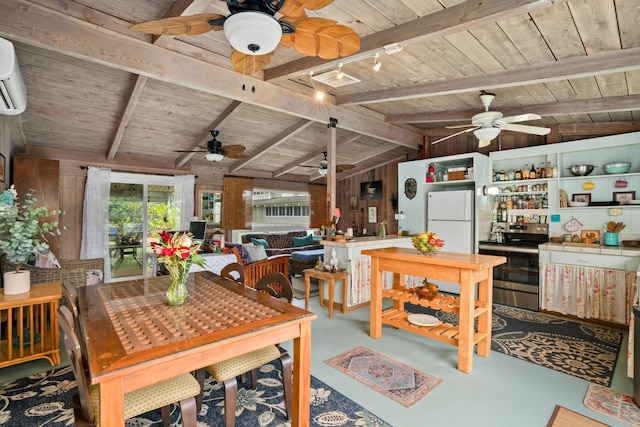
[{"x1": 109, "y1": 173, "x2": 177, "y2": 281}]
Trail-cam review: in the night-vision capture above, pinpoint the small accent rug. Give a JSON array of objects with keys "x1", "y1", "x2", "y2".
[
  {"x1": 584, "y1": 384, "x2": 640, "y2": 426},
  {"x1": 292, "y1": 277, "x2": 319, "y2": 300},
  {"x1": 0, "y1": 364, "x2": 392, "y2": 427},
  {"x1": 408, "y1": 303, "x2": 623, "y2": 386},
  {"x1": 325, "y1": 346, "x2": 443, "y2": 408},
  {"x1": 547, "y1": 405, "x2": 610, "y2": 426}
]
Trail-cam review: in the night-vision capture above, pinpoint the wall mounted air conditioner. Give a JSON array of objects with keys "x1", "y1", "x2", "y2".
[{"x1": 0, "y1": 37, "x2": 27, "y2": 115}]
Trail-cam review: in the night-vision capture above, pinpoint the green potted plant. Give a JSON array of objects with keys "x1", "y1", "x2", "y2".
[{"x1": 0, "y1": 186, "x2": 62, "y2": 295}]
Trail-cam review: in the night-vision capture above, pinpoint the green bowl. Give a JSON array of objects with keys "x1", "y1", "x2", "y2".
[{"x1": 603, "y1": 162, "x2": 631, "y2": 174}]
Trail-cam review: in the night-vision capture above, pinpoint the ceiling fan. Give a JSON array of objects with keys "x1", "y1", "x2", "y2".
[
  {"x1": 128, "y1": 0, "x2": 361, "y2": 75},
  {"x1": 299, "y1": 151, "x2": 355, "y2": 175},
  {"x1": 431, "y1": 93, "x2": 550, "y2": 148},
  {"x1": 175, "y1": 130, "x2": 248, "y2": 161}
]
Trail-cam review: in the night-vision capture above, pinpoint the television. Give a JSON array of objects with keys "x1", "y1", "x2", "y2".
[
  {"x1": 188, "y1": 221, "x2": 207, "y2": 243},
  {"x1": 360, "y1": 180, "x2": 383, "y2": 200}
]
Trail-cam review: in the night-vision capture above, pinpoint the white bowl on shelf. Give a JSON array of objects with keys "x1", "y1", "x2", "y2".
[{"x1": 568, "y1": 201, "x2": 589, "y2": 207}]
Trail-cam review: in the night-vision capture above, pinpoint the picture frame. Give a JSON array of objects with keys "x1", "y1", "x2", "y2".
[
  {"x1": 368, "y1": 206, "x2": 377, "y2": 224},
  {"x1": 572, "y1": 193, "x2": 591, "y2": 204},
  {"x1": 350, "y1": 196, "x2": 358, "y2": 211},
  {"x1": 613, "y1": 191, "x2": 635, "y2": 204},
  {"x1": 360, "y1": 180, "x2": 383, "y2": 200},
  {"x1": 580, "y1": 229, "x2": 599, "y2": 244},
  {"x1": 0, "y1": 153, "x2": 4, "y2": 183}
]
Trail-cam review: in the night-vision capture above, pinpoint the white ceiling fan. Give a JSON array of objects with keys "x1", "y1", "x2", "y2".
[{"x1": 431, "y1": 93, "x2": 550, "y2": 148}]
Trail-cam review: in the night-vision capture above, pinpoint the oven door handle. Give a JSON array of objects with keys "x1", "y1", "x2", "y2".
[{"x1": 478, "y1": 245, "x2": 539, "y2": 254}]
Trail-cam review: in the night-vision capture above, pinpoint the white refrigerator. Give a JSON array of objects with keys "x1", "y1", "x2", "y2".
[{"x1": 427, "y1": 189, "x2": 474, "y2": 294}]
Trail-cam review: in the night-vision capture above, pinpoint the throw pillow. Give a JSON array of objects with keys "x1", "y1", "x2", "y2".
[
  {"x1": 244, "y1": 244, "x2": 268, "y2": 263},
  {"x1": 292, "y1": 234, "x2": 314, "y2": 247},
  {"x1": 86, "y1": 269, "x2": 104, "y2": 286},
  {"x1": 34, "y1": 249, "x2": 61, "y2": 269},
  {"x1": 250, "y1": 238, "x2": 270, "y2": 249}
]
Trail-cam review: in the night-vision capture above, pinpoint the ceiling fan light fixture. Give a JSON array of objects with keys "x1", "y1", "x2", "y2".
[
  {"x1": 473, "y1": 127, "x2": 500, "y2": 142},
  {"x1": 205, "y1": 152, "x2": 224, "y2": 162},
  {"x1": 223, "y1": 12, "x2": 281, "y2": 55},
  {"x1": 318, "y1": 167, "x2": 327, "y2": 176}
]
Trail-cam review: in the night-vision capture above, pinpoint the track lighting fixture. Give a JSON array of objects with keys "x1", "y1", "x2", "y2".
[
  {"x1": 309, "y1": 70, "x2": 326, "y2": 101},
  {"x1": 336, "y1": 63, "x2": 344, "y2": 79},
  {"x1": 372, "y1": 53, "x2": 381, "y2": 71}
]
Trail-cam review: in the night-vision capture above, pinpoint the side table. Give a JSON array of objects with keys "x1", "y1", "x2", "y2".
[
  {"x1": 0, "y1": 281, "x2": 62, "y2": 368},
  {"x1": 303, "y1": 269, "x2": 349, "y2": 318}
]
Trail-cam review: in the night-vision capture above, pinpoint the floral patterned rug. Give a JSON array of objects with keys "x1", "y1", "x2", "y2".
[
  {"x1": 0, "y1": 364, "x2": 391, "y2": 426},
  {"x1": 584, "y1": 384, "x2": 640, "y2": 426},
  {"x1": 325, "y1": 346, "x2": 443, "y2": 407},
  {"x1": 407, "y1": 303, "x2": 623, "y2": 386}
]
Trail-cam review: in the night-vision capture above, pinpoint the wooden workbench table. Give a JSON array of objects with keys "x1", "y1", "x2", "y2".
[{"x1": 362, "y1": 247, "x2": 505, "y2": 373}]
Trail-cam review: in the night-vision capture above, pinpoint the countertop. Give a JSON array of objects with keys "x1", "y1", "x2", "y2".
[
  {"x1": 539, "y1": 242, "x2": 640, "y2": 256},
  {"x1": 320, "y1": 235, "x2": 412, "y2": 248}
]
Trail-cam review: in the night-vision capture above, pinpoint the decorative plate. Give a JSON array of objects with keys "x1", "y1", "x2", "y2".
[{"x1": 407, "y1": 314, "x2": 439, "y2": 327}]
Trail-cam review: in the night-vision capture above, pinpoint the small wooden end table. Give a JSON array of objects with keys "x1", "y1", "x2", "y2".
[
  {"x1": 303, "y1": 269, "x2": 350, "y2": 318},
  {"x1": 0, "y1": 281, "x2": 62, "y2": 369}
]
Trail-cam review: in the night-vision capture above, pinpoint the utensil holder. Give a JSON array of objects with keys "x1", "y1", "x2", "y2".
[{"x1": 604, "y1": 232, "x2": 619, "y2": 246}]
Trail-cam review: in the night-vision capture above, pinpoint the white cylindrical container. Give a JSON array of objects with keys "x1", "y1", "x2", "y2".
[{"x1": 3, "y1": 270, "x2": 31, "y2": 295}]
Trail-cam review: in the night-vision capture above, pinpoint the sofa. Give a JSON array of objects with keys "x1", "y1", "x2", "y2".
[
  {"x1": 240, "y1": 231, "x2": 322, "y2": 256},
  {"x1": 224, "y1": 243, "x2": 290, "y2": 289}
]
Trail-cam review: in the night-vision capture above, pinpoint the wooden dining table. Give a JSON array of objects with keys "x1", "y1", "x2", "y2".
[{"x1": 77, "y1": 271, "x2": 316, "y2": 427}]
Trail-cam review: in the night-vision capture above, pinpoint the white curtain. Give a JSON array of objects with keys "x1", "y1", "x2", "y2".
[
  {"x1": 173, "y1": 174, "x2": 195, "y2": 231},
  {"x1": 80, "y1": 167, "x2": 111, "y2": 282}
]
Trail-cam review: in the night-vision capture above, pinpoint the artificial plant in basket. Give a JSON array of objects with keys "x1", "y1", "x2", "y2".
[{"x1": 0, "y1": 186, "x2": 62, "y2": 273}]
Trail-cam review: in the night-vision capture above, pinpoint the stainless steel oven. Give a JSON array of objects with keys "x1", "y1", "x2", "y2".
[{"x1": 478, "y1": 223, "x2": 548, "y2": 311}]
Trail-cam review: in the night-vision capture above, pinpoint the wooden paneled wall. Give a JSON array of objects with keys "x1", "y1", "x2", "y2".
[{"x1": 336, "y1": 163, "x2": 400, "y2": 236}]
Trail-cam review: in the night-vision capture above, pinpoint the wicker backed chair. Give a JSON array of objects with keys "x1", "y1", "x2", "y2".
[
  {"x1": 0, "y1": 258, "x2": 105, "y2": 289},
  {"x1": 58, "y1": 305, "x2": 200, "y2": 427}
]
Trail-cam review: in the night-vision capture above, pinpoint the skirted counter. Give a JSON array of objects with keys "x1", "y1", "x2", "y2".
[{"x1": 319, "y1": 236, "x2": 414, "y2": 311}]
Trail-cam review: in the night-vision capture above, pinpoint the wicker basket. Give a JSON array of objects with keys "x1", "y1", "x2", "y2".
[
  {"x1": 448, "y1": 171, "x2": 465, "y2": 181},
  {"x1": 415, "y1": 282, "x2": 439, "y2": 301}
]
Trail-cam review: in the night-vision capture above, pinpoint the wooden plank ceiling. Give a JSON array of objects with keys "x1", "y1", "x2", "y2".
[{"x1": 1, "y1": 0, "x2": 639, "y2": 181}]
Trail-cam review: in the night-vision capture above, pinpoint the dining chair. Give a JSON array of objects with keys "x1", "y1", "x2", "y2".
[
  {"x1": 195, "y1": 272, "x2": 293, "y2": 427},
  {"x1": 220, "y1": 262, "x2": 245, "y2": 285},
  {"x1": 57, "y1": 305, "x2": 201, "y2": 427}
]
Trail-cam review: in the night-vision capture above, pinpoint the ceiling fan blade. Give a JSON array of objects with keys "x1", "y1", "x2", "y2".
[
  {"x1": 298, "y1": 0, "x2": 335, "y2": 10},
  {"x1": 230, "y1": 50, "x2": 274, "y2": 75},
  {"x1": 496, "y1": 122, "x2": 550, "y2": 135},
  {"x1": 225, "y1": 152, "x2": 249, "y2": 159},
  {"x1": 222, "y1": 144, "x2": 247, "y2": 154},
  {"x1": 336, "y1": 164, "x2": 355, "y2": 173},
  {"x1": 431, "y1": 127, "x2": 478, "y2": 144},
  {"x1": 499, "y1": 113, "x2": 541, "y2": 124},
  {"x1": 287, "y1": 18, "x2": 360, "y2": 59},
  {"x1": 128, "y1": 14, "x2": 225, "y2": 36},
  {"x1": 174, "y1": 149, "x2": 208, "y2": 153},
  {"x1": 445, "y1": 123, "x2": 478, "y2": 129}
]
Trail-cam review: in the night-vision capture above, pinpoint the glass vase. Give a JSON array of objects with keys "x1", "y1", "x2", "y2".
[{"x1": 166, "y1": 260, "x2": 191, "y2": 306}]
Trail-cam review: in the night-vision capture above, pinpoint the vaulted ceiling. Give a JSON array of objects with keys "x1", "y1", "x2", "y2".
[{"x1": 1, "y1": 0, "x2": 639, "y2": 182}]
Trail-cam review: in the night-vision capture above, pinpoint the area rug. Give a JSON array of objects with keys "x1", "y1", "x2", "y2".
[
  {"x1": 0, "y1": 364, "x2": 392, "y2": 427},
  {"x1": 325, "y1": 346, "x2": 443, "y2": 408},
  {"x1": 547, "y1": 405, "x2": 610, "y2": 426},
  {"x1": 407, "y1": 302, "x2": 623, "y2": 386},
  {"x1": 584, "y1": 384, "x2": 640, "y2": 426}
]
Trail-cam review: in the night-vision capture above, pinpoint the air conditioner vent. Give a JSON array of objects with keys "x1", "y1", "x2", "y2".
[
  {"x1": 0, "y1": 37, "x2": 27, "y2": 115},
  {"x1": 311, "y1": 70, "x2": 360, "y2": 88}
]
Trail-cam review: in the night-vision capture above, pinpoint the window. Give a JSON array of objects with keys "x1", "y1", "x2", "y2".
[{"x1": 253, "y1": 190, "x2": 310, "y2": 226}]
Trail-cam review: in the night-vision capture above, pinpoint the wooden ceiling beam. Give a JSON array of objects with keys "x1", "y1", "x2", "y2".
[
  {"x1": 230, "y1": 119, "x2": 314, "y2": 173},
  {"x1": 0, "y1": 0, "x2": 420, "y2": 148},
  {"x1": 344, "y1": 47, "x2": 640, "y2": 108},
  {"x1": 396, "y1": 94, "x2": 640, "y2": 125},
  {"x1": 263, "y1": 0, "x2": 567, "y2": 81}
]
